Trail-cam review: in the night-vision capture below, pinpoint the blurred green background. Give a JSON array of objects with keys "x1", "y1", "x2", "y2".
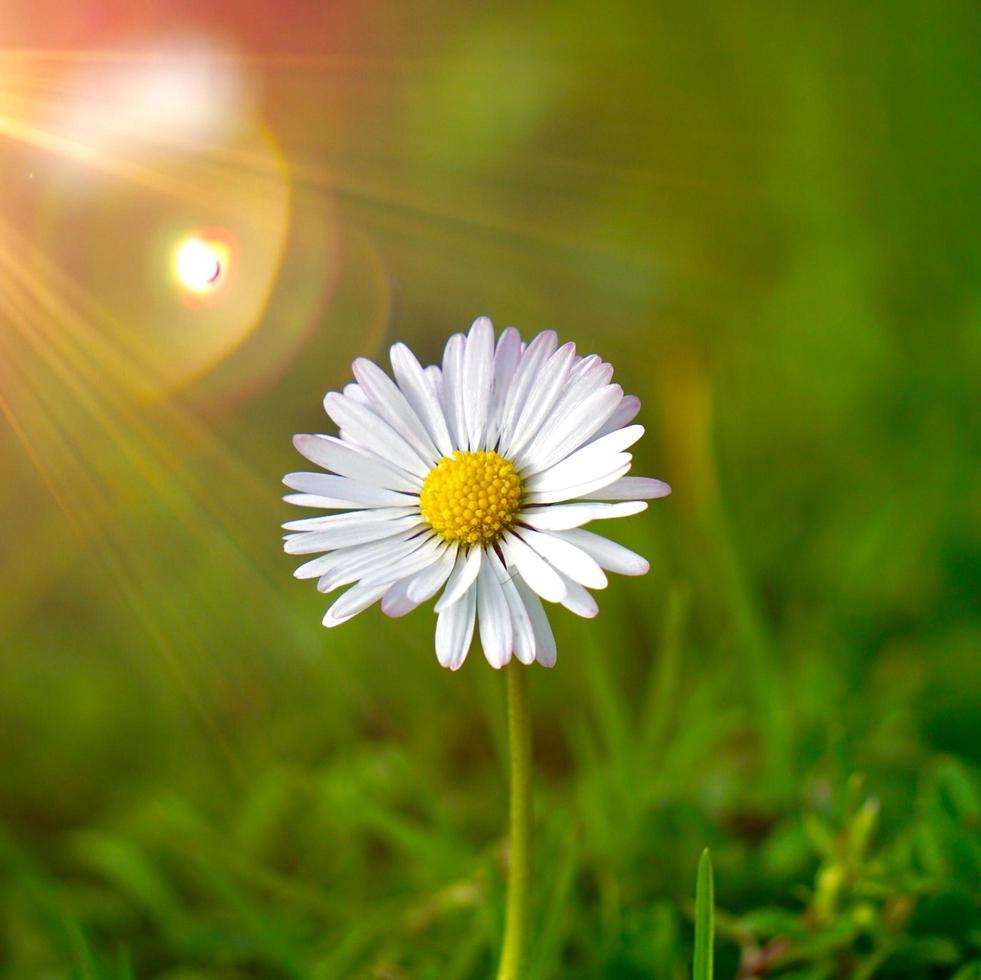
[{"x1": 1, "y1": 1, "x2": 979, "y2": 977}]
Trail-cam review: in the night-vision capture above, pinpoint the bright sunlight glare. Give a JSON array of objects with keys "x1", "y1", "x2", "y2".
[{"x1": 176, "y1": 237, "x2": 222, "y2": 293}]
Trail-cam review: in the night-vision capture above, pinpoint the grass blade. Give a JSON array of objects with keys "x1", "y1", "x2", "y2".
[{"x1": 693, "y1": 848, "x2": 714, "y2": 980}]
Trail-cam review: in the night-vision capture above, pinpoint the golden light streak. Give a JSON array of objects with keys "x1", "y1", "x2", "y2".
[{"x1": 0, "y1": 211, "x2": 363, "y2": 774}]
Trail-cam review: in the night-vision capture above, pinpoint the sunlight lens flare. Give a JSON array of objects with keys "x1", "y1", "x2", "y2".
[{"x1": 176, "y1": 237, "x2": 223, "y2": 293}]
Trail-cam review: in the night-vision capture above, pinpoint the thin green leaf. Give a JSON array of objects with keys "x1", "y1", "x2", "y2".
[{"x1": 693, "y1": 848, "x2": 714, "y2": 980}]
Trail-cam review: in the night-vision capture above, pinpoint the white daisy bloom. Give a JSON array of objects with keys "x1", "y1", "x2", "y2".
[{"x1": 283, "y1": 317, "x2": 671, "y2": 670}]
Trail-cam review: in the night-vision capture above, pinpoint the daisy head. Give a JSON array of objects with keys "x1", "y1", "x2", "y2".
[{"x1": 283, "y1": 317, "x2": 670, "y2": 670}]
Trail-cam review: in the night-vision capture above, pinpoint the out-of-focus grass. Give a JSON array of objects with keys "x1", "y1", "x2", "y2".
[{"x1": 1, "y1": 0, "x2": 980, "y2": 977}]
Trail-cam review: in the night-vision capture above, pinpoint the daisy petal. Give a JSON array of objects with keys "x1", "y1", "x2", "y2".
[
  {"x1": 525, "y1": 425, "x2": 644, "y2": 485},
  {"x1": 405, "y1": 544, "x2": 458, "y2": 603},
  {"x1": 434, "y1": 547, "x2": 482, "y2": 612},
  {"x1": 462, "y1": 317, "x2": 495, "y2": 451},
  {"x1": 553, "y1": 528, "x2": 650, "y2": 576},
  {"x1": 590, "y1": 394, "x2": 641, "y2": 441},
  {"x1": 521, "y1": 383, "x2": 624, "y2": 473},
  {"x1": 436, "y1": 581, "x2": 477, "y2": 670},
  {"x1": 476, "y1": 559, "x2": 513, "y2": 669},
  {"x1": 533, "y1": 355, "x2": 612, "y2": 429},
  {"x1": 425, "y1": 365, "x2": 442, "y2": 395},
  {"x1": 381, "y1": 578, "x2": 418, "y2": 618},
  {"x1": 284, "y1": 493, "x2": 380, "y2": 510},
  {"x1": 284, "y1": 514, "x2": 423, "y2": 554},
  {"x1": 487, "y1": 327, "x2": 523, "y2": 448},
  {"x1": 505, "y1": 342, "x2": 576, "y2": 459},
  {"x1": 379, "y1": 545, "x2": 454, "y2": 613},
  {"x1": 353, "y1": 357, "x2": 440, "y2": 463},
  {"x1": 358, "y1": 536, "x2": 446, "y2": 589},
  {"x1": 293, "y1": 528, "x2": 421, "y2": 580},
  {"x1": 390, "y1": 343, "x2": 455, "y2": 457},
  {"x1": 440, "y1": 333, "x2": 468, "y2": 451},
  {"x1": 498, "y1": 330, "x2": 557, "y2": 454},
  {"x1": 500, "y1": 531, "x2": 567, "y2": 603},
  {"x1": 343, "y1": 382, "x2": 369, "y2": 404},
  {"x1": 282, "y1": 473, "x2": 418, "y2": 508},
  {"x1": 581, "y1": 476, "x2": 672, "y2": 500},
  {"x1": 380, "y1": 551, "x2": 455, "y2": 615},
  {"x1": 316, "y1": 534, "x2": 432, "y2": 593},
  {"x1": 556, "y1": 572, "x2": 599, "y2": 618},
  {"x1": 513, "y1": 576, "x2": 557, "y2": 667},
  {"x1": 292, "y1": 434, "x2": 420, "y2": 493},
  {"x1": 516, "y1": 527, "x2": 608, "y2": 590},
  {"x1": 324, "y1": 393, "x2": 431, "y2": 478},
  {"x1": 281, "y1": 506, "x2": 417, "y2": 532},
  {"x1": 488, "y1": 550, "x2": 536, "y2": 665},
  {"x1": 523, "y1": 458, "x2": 632, "y2": 505},
  {"x1": 322, "y1": 581, "x2": 390, "y2": 627},
  {"x1": 517, "y1": 501, "x2": 647, "y2": 530}
]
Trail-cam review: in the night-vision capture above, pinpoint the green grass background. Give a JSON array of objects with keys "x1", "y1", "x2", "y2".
[{"x1": 1, "y1": 1, "x2": 979, "y2": 977}]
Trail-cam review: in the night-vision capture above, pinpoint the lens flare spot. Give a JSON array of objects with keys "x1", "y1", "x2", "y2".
[{"x1": 176, "y1": 238, "x2": 222, "y2": 293}]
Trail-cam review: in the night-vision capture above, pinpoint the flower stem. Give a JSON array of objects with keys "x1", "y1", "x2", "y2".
[{"x1": 497, "y1": 662, "x2": 533, "y2": 980}]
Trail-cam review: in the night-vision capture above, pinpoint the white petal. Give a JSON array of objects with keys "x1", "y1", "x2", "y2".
[
  {"x1": 590, "y1": 395, "x2": 641, "y2": 441},
  {"x1": 556, "y1": 572, "x2": 599, "y2": 618},
  {"x1": 517, "y1": 501, "x2": 647, "y2": 530},
  {"x1": 284, "y1": 493, "x2": 377, "y2": 510},
  {"x1": 543, "y1": 355, "x2": 613, "y2": 420},
  {"x1": 390, "y1": 343, "x2": 455, "y2": 457},
  {"x1": 405, "y1": 544, "x2": 458, "y2": 603},
  {"x1": 358, "y1": 535, "x2": 445, "y2": 588},
  {"x1": 581, "y1": 477, "x2": 672, "y2": 501},
  {"x1": 488, "y1": 550, "x2": 536, "y2": 665},
  {"x1": 440, "y1": 333, "x2": 468, "y2": 451},
  {"x1": 284, "y1": 514, "x2": 423, "y2": 554},
  {"x1": 434, "y1": 546, "x2": 482, "y2": 612},
  {"x1": 523, "y1": 458, "x2": 632, "y2": 505},
  {"x1": 322, "y1": 581, "x2": 390, "y2": 627},
  {"x1": 381, "y1": 578, "x2": 417, "y2": 618},
  {"x1": 516, "y1": 527, "x2": 608, "y2": 590},
  {"x1": 435, "y1": 582, "x2": 476, "y2": 670},
  {"x1": 476, "y1": 559, "x2": 513, "y2": 669},
  {"x1": 511, "y1": 355, "x2": 613, "y2": 470},
  {"x1": 324, "y1": 584, "x2": 386, "y2": 623},
  {"x1": 520, "y1": 384, "x2": 624, "y2": 473},
  {"x1": 554, "y1": 528, "x2": 650, "y2": 576},
  {"x1": 353, "y1": 357, "x2": 440, "y2": 463},
  {"x1": 500, "y1": 531, "x2": 566, "y2": 603},
  {"x1": 292, "y1": 434, "x2": 420, "y2": 493},
  {"x1": 343, "y1": 382, "x2": 370, "y2": 404},
  {"x1": 293, "y1": 553, "x2": 339, "y2": 580},
  {"x1": 513, "y1": 576, "x2": 557, "y2": 667},
  {"x1": 486, "y1": 327, "x2": 523, "y2": 448},
  {"x1": 282, "y1": 506, "x2": 417, "y2": 532},
  {"x1": 324, "y1": 393, "x2": 431, "y2": 478},
  {"x1": 505, "y1": 342, "x2": 576, "y2": 460},
  {"x1": 525, "y1": 426, "x2": 644, "y2": 485},
  {"x1": 462, "y1": 317, "x2": 495, "y2": 451},
  {"x1": 292, "y1": 528, "x2": 420, "y2": 580},
  {"x1": 381, "y1": 544, "x2": 455, "y2": 615},
  {"x1": 425, "y1": 365, "x2": 442, "y2": 395},
  {"x1": 283, "y1": 473, "x2": 418, "y2": 508},
  {"x1": 316, "y1": 533, "x2": 431, "y2": 593},
  {"x1": 497, "y1": 330, "x2": 557, "y2": 454}
]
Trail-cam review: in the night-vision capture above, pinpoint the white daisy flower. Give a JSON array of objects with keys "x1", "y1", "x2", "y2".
[{"x1": 283, "y1": 317, "x2": 671, "y2": 670}]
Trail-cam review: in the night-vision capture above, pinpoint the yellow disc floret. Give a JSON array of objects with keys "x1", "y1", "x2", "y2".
[{"x1": 419, "y1": 450, "x2": 523, "y2": 545}]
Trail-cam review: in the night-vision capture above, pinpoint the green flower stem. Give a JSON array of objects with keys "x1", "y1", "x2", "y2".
[{"x1": 497, "y1": 663, "x2": 533, "y2": 980}]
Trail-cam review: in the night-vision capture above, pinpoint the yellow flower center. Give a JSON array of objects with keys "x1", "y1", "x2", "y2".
[{"x1": 419, "y1": 450, "x2": 523, "y2": 545}]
